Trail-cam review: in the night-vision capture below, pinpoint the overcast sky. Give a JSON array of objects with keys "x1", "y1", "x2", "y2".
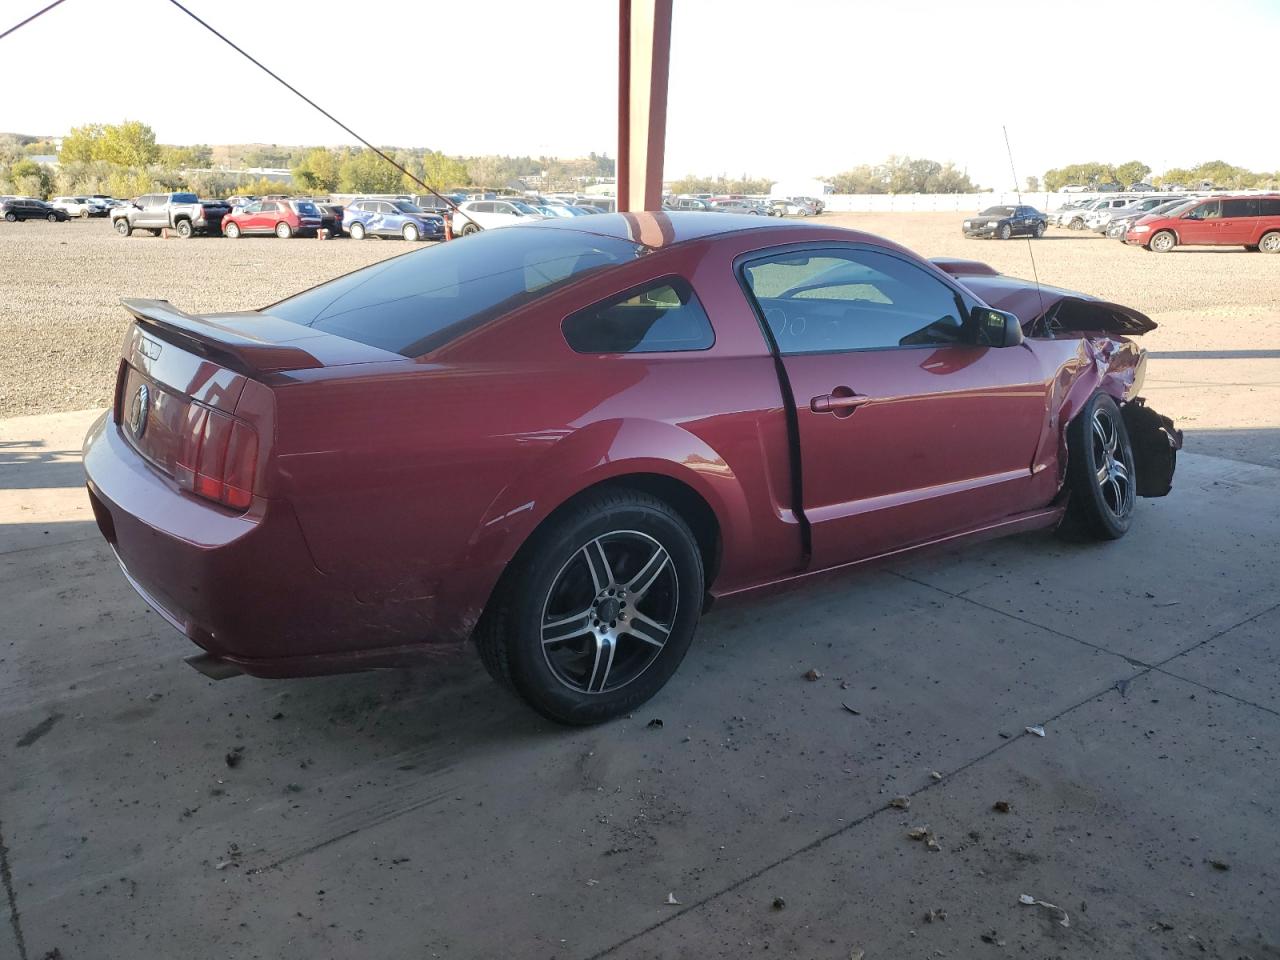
[{"x1": 3, "y1": 0, "x2": 1276, "y2": 187}]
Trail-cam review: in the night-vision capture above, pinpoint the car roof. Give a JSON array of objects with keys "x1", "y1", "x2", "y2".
[{"x1": 530, "y1": 210, "x2": 828, "y2": 249}]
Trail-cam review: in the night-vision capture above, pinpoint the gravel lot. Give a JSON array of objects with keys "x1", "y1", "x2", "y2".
[{"x1": 2, "y1": 212, "x2": 1277, "y2": 464}]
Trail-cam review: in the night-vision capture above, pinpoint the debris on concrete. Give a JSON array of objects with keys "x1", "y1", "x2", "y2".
[
  {"x1": 889, "y1": 796, "x2": 910, "y2": 809},
  {"x1": 907, "y1": 826, "x2": 930, "y2": 841},
  {"x1": 145, "y1": 692, "x2": 162, "y2": 702},
  {"x1": 771, "y1": 896, "x2": 786, "y2": 910},
  {"x1": 1025, "y1": 725, "x2": 1046, "y2": 737},
  {"x1": 924, "y1": 908, "x2": 947, "y2": 922},
  {"x1": 993, "y1": 800, "x2": 1011, "y2": 814},
  {"x1": 849, "y1": 950, "x2": 865, "y2": 960},
  {"x1": 803, "y1": 668, "x2": 822, "y2": 681},
  {"x1": 980, "y1": 930, "x2": 1005, "y2": 945},
  {"x1": 929, "y1": 770, "x2": 942, "y2": 780},
  {"x1": 665, "y1": 892, "x2": 681, "y2": 905},
  {"x1": 284, "y1": 783, "x2": 303, "y2": 793},
  {"x1": 224, "y1": 745, "x2": 244, "y2": 768},
  {"x1": 1208, "y1": 859, "x2": 1230, "y2": 871},
  {"x1": 841, "y1": 703, "x2": 861, "y2": 715},
  {"x1": 1019, "y1": 893, "x2": 1070, "y2": 927},
  {"x1": 646, "y1": 718, "x2": 664, "y2": 729}
]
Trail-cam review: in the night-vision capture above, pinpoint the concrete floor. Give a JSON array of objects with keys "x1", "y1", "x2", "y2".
[{"x1": 2, "y1": 410, "x2": 1279, "y2": 960}]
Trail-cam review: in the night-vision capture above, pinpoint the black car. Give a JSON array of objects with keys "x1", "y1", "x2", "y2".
[
  {"x1": 962, "y1": 205, "x2": 1046, "y2": 239},
  {"x1": 1, "y1": 197, "x2": 68, "y2": 222}
]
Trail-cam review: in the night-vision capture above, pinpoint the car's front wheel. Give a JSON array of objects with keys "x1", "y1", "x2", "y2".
[
  {"x1": 175, "y1": 219, "x2": 193, "y2": 238},
  {"x1": 1058, "y1": 393, "x2": 1136, "y2": 541},
  {"x1": 3, "y1": 212, "x2": 15, "y2": 222},
  {"x1": 998, "y1": 223, "x2": 1012, "y2": 240},
  {"x1": 460, "y1": 221, "x2": 481, "y2": 236},
  {"x1": 47, "y1": 212, "x2": 58, "y2": 222},
  {"x1": 1149, "y1": 230, "x2": 1175, "y2": 253},
  {"x1": 114, "y1": 218, "x2": 131, "y2": 236},
  {"x1": 402, "y1": 222, "x2": 420, "y2": 242},
  {"x1": 476, "y1": 488, "x2": 705, "y2": 725},
  {"x1": 1033, "y1": 221, "x2": 1045, "y2": 238}
]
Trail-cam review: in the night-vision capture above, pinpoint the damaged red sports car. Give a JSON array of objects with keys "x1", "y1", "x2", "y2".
[{"x1": 83, "y1": 213, "x2": 1182, "y2": 723}]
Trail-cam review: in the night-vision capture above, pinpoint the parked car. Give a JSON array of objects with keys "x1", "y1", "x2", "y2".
[
  {"x1": 222, "y1": 199, "x2": 324, "y2": 239},
  {"x1": 1106, "y1": 198, "x2": 1193, "y2": 239},
  {"x1": 51, "y1": 196, "x2": 108, "y2": 218},
  {"x1": 1125, "y1": 195, "x2": 1280, "y2": 253},
  {"x1": 112, "y1": 193, "x2": 230, "y2": 238},
  {"x1": 963, "y1": 205, "x2": 1047, "y2": 239},
  {"x1": 413, "y1": 193, "x2": 467, "y2": 215},
  {"x1": 668, "y1": 197, "x2": 715, "y2": 211},
  {"x1": 313, "y1": 202, "x2": 345, "y2": 236},
  {"x1": 769, "y1": 199, "x2": 815, "y2": 217},
  {"x1": 343, "y1": 198, "x2": 445, "y2": 241},
  {"x1": 2, "y1": 197, "x2": 67, "y2": 221},
  {"x1": 791, "y1": 195, "x2": 826, "y2": 214},
  {"x1": 710, "y1": 200, "x2": 765, "y2": 215},
  {"x1": 1058, "y1": 196, "x2": 1133, "y2": 229},
  {"x1": 450, "y1": 198, "x2": 544, "y2": 235},
  {"x1": 1085, "y1": 195, "x2": 1180, "y2": 233},
  {"x1": 226, "y1": 195, "x2": 259, "y2": 210},
  {"x1": 1127, "y1": 182, "x2": 1156, "y2": 193},
  {"x1": 83, "y1": 212, "x2": 1181, "y2": 723},
  {"x1": 1059, "y1": 184, "x2": 1090, "y2": 193},
  {"x1": 90, "y1": 194, "x2": 127, "y2": 210},
  {"x1": 1049, "y1": 198, "x2": 1101, "y2": 227}
]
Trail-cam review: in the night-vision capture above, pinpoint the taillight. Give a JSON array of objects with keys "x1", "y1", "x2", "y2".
[{"x1": 174, "y1": 405, "x2": 258, "y2": 510}]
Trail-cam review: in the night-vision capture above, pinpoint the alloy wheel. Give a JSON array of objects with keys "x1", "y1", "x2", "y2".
[
  {"x1": 1260, "y1": 232, "x2": 1280, "y2": 254},
  {"x1": 540, "y1": 531, "x2": 678, "y2": 695},
  {"x1": 1091, "y1": 407, "x2": 1134, "y2": 520}
]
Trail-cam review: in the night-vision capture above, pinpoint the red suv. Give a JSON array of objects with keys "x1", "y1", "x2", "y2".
[
  {"x1": 221, "y1": 198, "x2": 322, "y2": 239},
  {"x1": 1125, "y1": 195, "x2": 1280, "y2": 253}
]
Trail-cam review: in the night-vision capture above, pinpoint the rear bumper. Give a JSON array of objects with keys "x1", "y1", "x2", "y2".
[{"x1": 83, "y1": 412, "x2": 452, "y2": 678}]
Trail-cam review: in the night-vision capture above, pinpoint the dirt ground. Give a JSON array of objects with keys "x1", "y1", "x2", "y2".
[
  {"x1": 2, "y1": 212, "x2": 1277, "y2": 467},
  {"x1": 2, "y1": 212, "x2": 1280, "y2": 960}
]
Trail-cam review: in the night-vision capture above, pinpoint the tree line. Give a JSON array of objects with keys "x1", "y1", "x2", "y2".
[
  {"x1": 0, "y1": 122, "x2": 616, "y2": 198},
  {"x1": 1042, "y1": 160, "x2": 1278, "y2": 192}
]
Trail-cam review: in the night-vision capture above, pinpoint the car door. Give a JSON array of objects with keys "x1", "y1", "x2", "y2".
[
  {"x1": 739, "y1": 244, "x2": 1050, "y2": 569},
  {"x1": 238, "y1": 201, "x2": 263, "y2": 232},
  {"x1": 133, "y1": 195, "x2": 155, "y2": 227},
  {"x1": 1177, "y1": 199, "x2": 1220, "y2": 244},
  {"x1": 1218, "y1": 198, "x2": 1259, "y2": 245}
]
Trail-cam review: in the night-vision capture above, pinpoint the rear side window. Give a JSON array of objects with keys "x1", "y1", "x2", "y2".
[
  {"x1": 171, "y1": 193, "x2": 198, "y2": 204},
  {"x1": 1260, "y1": 198, "x2": 1280, "y2": 216},
  {"x1": 1223, "y1": 198, "x2": 1259, "y2": 217},
  {"x1": 266, "y1": 227, "x2": 645, "y2": 357},
  {"x1": 562, "y1": 278, "x2": 714, "y2": 354}
]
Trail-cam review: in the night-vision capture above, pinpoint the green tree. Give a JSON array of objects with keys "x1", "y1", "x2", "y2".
[
  {"x1": 1114, "y1": 161, "x2": 1151, "y2": 187},
  {"x1": 98, "y1": 121, "x2": 159, "y2": 167},
  {"x1": 292, "y1": 146, "x2": 344, "y2": 192},
  {"x1": 418, "y1": 150, "x2": 469, "y2": 190},
  {"x1": 60, "y1": 123, "x2": 105, "y2": 163},
  {"x1": 8, "y1": 158, "x2": 54, "y2": 197},
  {"x1": 338, "y1": 149, "x2": 404, "y2": 193}
]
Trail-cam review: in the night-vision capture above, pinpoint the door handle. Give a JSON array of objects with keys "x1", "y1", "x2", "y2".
[{"x1": 811, "y1": 390, "x2": 872, "y2": 415}]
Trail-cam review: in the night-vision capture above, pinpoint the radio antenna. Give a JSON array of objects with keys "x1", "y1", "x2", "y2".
[{"x1": 1002, "y1": 124, "x2": 1046, "y2": 325}]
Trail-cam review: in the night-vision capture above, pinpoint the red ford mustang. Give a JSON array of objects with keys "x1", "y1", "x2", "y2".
[{"x1": 83, "y1": 213, "x2": 1182, "y2": 723}]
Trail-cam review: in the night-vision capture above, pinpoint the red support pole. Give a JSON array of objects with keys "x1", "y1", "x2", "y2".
[{"x1": 617, "y1": 0, "x2": 672, "y2": 213}]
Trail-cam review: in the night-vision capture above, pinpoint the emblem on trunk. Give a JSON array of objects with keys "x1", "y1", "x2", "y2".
[{"x1": 128, "y1": 384, "x2": 150, "y2": 438}]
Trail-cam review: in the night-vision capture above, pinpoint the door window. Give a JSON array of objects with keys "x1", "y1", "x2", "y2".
[
  {"x1": 1222, "y1": 198, "x2": 1259, "y2": 217},
  {"x1": 742, "y1": 248, "x2": 966, "y2": 354},
  {"x1": 1185, "y1": 200, "x2": 1221, "y2": 220}
]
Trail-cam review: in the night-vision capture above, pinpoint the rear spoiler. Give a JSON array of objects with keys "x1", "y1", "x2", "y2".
[{"x1": 123, "y1": 298, "x2": 324, "y2": 374}]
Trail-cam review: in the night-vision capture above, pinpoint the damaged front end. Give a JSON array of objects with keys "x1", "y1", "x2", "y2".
[{"x1": 932, "y1": 258, "x2": 1184, "y2": 498}]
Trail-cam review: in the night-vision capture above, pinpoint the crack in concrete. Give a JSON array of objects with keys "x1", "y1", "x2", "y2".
[{"x1": 0, "y1": 820, "x2": 30, "y2": 960}]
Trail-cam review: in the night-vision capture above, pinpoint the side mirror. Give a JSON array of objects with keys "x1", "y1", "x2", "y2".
[{"x1": 970, "y1": 306, "x2": 1024, "y2": 347}]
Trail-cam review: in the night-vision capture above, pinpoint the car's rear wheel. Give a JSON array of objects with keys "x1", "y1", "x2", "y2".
[
  {"x1": 1259, "y1": 231, "x2": 1280, "y2": 254},
  {"x1": 998, "y1": 223, "x2": 1013, "y2": 240},
  {"x1": 402, "y1": 222, "x2": 420, "y2": 242},
  {"x1": 1058, "y1": 393, "x2": 1136, "y2": 541},
  {"x1": 224, "y1": 222, "x2": 241, "y2": 239},
  {"x1": 1149, "y1": 230, "x2": 1175, "y2": 253},
  {"x1": 275, "y1": 221, "x2": 292, "y2": 239},
  {"x1": 80, "y1": 208, "x2": 91, "y2": 219},
  {"x1": 460, "y1": 221, "x2": 481, "y2": 236},
  {"x1": 475, "y1": 488, "x2": 704, "y2": 725},
  {"x1": 349, "y1": 221, "x2": 366, "y2": 240},
  {"x1": 175, "y1": 219, "x2": 193, "y2": 239}
]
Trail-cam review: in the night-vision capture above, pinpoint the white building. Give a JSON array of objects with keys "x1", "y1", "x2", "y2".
[{"x1": 770, "y1": 178, "x2": 832, "y2": 199}]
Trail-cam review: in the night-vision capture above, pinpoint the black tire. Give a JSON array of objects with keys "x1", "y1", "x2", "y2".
[
  {"x1": 460, "y1": 221, "x2": 480, "y2": 236},
  {"x1": 1149, "y1": 230, "x2": 1175, "y2": 253},
  {"x1": 47, "y1": 212, "x2": 58, "y2": 222},
  {"x1": 350, "y1": 221, "x2": 366, "y2": 240},
  {"x1": 224, "y1": 222, "x2": 241, "y2": 239},
  {"x1": 1033, "y1": 221, "x2": 1045, "y2": 238},
  {"x1": 80, "y1": 208, "x2": 91, "y2": 219},
  {"x1": 175, "y1": 220, "x2": 193, "y2": 239},
  {"x1": 475, "y1": 488, "x2": 705, "y2": 725},
  {"x1": 998, "y1": 223, "x2": 1012, "y2": 240},
  {"x1": 1058, "y1": 393, "x2": 1137, "y2": 541},
  {"x1": 1259, "y1": 231, "x2": 1280, "y2": 254},
  {"x1": 113, "y1": 218, "x2": 131, "y2": 236},
  {"x1": 275, "y1": 221, "x2": 292, "y2": 239},
  {"x1": 402, "y1": 222, "x2": 419, "y2": 242},
  {"x1": 3, "y1": 212, "x2": 15, "y2": 222}
]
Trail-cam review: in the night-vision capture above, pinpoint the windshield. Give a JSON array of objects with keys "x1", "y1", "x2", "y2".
[
  {"x1": 509, "y1": 201, "x2": 539, "y2": 215},
  {"x1": 266, "y1": 227, "x2": 645, "y2": 357},
  {"x1": 171, "y1": 193, "x2": 199, "y2": 204},
  {"x1": 979, "y1": 206, "x2": 1015, "y2": 216},
  {"x1": 393, "y1": 201, "x2": 424, "y2": 214},
  {"x1": 1156, "y1": 199, "x2": 1197, "y2": 217}
]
